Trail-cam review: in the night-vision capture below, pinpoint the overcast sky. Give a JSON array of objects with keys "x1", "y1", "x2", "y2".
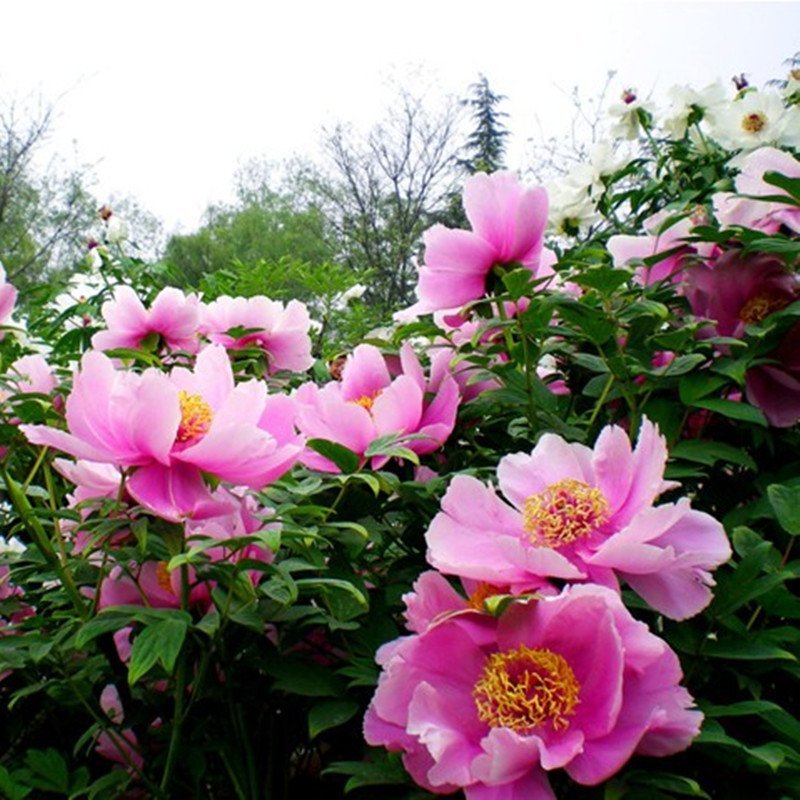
[{"x1": 1, "y1": 1, "x2": 798, "y2": 234}]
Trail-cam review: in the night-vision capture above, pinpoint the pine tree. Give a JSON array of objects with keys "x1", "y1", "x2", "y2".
[{"x1": 459, "y1": 74, "x2": 510, "y2": 175}]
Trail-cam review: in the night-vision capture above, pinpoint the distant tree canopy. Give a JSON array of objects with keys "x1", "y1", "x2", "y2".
[
  {"x1": 165, "y1": 79, "x2": 511, "y2": 317},
  {"x1": 0, "y1": 98, "x2": 96, "y2": 291},
  {"x1": 164, "y1": 179, "x2": 336, "y2": 294}
]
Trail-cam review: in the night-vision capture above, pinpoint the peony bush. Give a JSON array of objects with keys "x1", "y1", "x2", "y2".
[{"x1": 1, "y1": 69, "x2": 800, "y2": 800}]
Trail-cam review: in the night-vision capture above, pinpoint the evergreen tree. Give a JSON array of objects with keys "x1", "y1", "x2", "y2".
[{"x1": 459, "y1": 74, "x2": 510, "y2": 175}]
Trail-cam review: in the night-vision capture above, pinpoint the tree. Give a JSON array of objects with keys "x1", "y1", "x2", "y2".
[
  {"x1": 459, "y1": 74, "x2": 510, "y2": 175},
  {"x1": 0, "y1": 96, "x2": 96, "y2": 290},
  {"x1": 163, "y1": 171, "x2": 336, "y2": 291},
  {"x1": 298, "y1": 89, "x2": 464, "y2": 312}
]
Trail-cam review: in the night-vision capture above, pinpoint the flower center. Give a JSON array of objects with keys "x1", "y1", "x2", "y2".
[
  {"x1": 176, "y1": 391, "x2": 213, "y2": 442},
  {"x1": 741, "y1": 112, "x2": 767, "y2": 134},
  {"x1": 467, "y1": 582, "x2": 505, "y2": 611},
  {"x1": 473, "y1": 645, "x2": 580, "y2": 734},
  {"x1": 739, "y1": 291, "x2": 792, "y2": 325},
  {"x1": 791, "y1": 69, "x2": 800, "y2": 81},
  {"x1": 155, "y1": 561, "x2": 175, "y2": 595},
  {"x1": 522, "y1": 478, "x2": 610, "y2": 547},
  {"x1": 351, "y1": 390, "x2": 381, "y2": 412}
]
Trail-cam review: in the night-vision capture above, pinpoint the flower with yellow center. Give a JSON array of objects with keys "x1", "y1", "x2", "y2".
[
  {"x1": 473, "y1": 644, "x2": 580, "y2": 734},
  {"x1": 176, "y1": 390, "x2": 213, "y2": 443},
  {"x1": 351, "y1": 390, "x2": 382, "y2": 413},
  {"x1": 739, "y1": 291, "x2": 792, "y2": 325},
  {"x1": 522, "y1": 478, "x2": 610, "y2": 548},
  {"x1": 741, "y1": 112, "x2": 767, "y2": 134}
]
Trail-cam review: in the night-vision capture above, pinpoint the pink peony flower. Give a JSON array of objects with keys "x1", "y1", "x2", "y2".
[
  {"x1": 607, "y1": 209, "x2": 715, "y2": 286},
  {"x1": 200, "y1": 295, "x2": 313, "y2": 374},
  {"x1": 95, "y1": 685, "x2": 144, "y2": 772},
  {"x1": 426, "y1": 418, "x2": 731, "y2": 620},
  {"x1": 684, "y1": 250, "x2": 799, "y2": 340},
  {"x1": 0, "y1": 263, "x2": 18, "y2": 337},
  {"x1": 365, "y1": 583, "x2": 702, "y2": 799},
  {"x1": 294, "y1": 343, "x2": 460, "y2": 472},
  {"x1": 22, "y1": 345, "x2": 303, "y2": 521},
  {"x1": 91, "y1": 285, "x2": 201, "y2": 353},
  {"x1": 713, "y1": 146, "x2": 800, "y2": 234},
  {"x1": 745, "y1": 322, "x2": 800, "y2": 427},
  {"x1": 412, "y1": 172, "x2": 549, "y2": 313}
]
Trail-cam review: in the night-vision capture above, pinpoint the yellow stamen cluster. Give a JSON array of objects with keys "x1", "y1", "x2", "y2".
[
  {"x1": 741, "y1": 112, "x2": 767, "y2": 134},
  {"x1": 155, "y1": 561, "x2": 174, "y2": 594},
  {"x1": 523, "y1": 478, "x2": 610, "y2": 547},
  {"x1": 739, "y1": 291, "x2": 792, "y2": 325},
  {"x1": 473, "y1": 645, "x2": 580, "y2": 733},
  {"x1": 468, "y1": 582, "x2": 502, "y2": 611},
  {"x1": 176, "y1": 390, "x2": 213, "y2": 442},
  {"x1": 352, "y1": 390, "x2": 382, "y2": 412}
]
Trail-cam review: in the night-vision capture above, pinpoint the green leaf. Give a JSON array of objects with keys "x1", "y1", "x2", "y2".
[
  {"x1": 671, "y1": 439, "x2": 756, "y2": 470},
  {"x1": 323, "y1": 753, "x2": 410, "y2": 793},
  {"x1": 264, "y1": 656, "x2": 345, "y2": 697},
  {"x1": 75, "y1": 607, "x2": 191, "y2": 648},
  {"x1": 306, "y1": 438, "x2": 360, "y2": 473},
  {"x1": 308, "y1": 699, "x2": 360, "y2": 739},
  {"x1": 768, "y1": 483, "x2": 800, "y2": 535},
  {"x1": 678, "y1": 372, "x2": 728, "y2": 404},
  {"x1": 690, "y1": 398, "x2": 768, "y2": 426},
  {"x1": 501, "y1": 267, "x2": 534, "y2": 299},
  {"x1": 128, "y1": 617, "x2": 188, "y2": 685},
  {"x1": 763, "y1": 171, "x2": 800, "y2": 203}
]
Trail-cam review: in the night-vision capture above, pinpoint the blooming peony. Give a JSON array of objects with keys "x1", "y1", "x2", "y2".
[
  {"x1": 709, "y1": 89, "x2": 800, "y2": 151},
  {"x1": 294, "y1": 343, "x2": 459, "y2": 471},
  {"x1": 684, "y1": 250, "x2": 799, "y2": 340},
  {"x1": 713, "y1": 147, "x2": 800, "y2": 234},
  {"x1": 365, "y1": 583, "x2": 702, "y2": 799},
  {"x1": 22, "y1": 345, "x2": 303, "y2": 521},
  {"x1": 411, "y1": 171, "x2": 549, "y2": 313},
  {"x1": 426, "y1": 418, "x2": 731, "y2": 620},
  {"x1": 200, "y1": 295, "x2": 313, "y2": 374},
  {"x1": 91, "y1": 285, "x2": 201, "y2": 353}
]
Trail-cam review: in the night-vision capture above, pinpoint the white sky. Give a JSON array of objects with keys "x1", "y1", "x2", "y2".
[{"x1": 1, "y1": 1, "x2": 798, "y2": 235}]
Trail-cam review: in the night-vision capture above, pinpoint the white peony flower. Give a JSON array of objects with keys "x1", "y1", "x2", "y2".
[
  {"x1": 660, "y1": 80, "x2": 728, "y2": 139},
  {"x1": 105, "y1": 215, "x2": 129, "y2": 244},
  {"x1": 709, "y1": 89, "x2": 800, "y2": 150},
  {"x1": 607, "y1": 88, "x2": 655, "y2": 140},
  {"x1": 563, "y1": 142, "x2": 631, "y2": 201},
  {"x1": 547, "y1": 183, "x2": 602, "y2": 238}
]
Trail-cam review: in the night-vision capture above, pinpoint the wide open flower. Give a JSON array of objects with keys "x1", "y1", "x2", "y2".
[
  {"x1": 200, "y1": 295, "x2": 313, "y2": 374},
  {"x1": 426, "y1": 418, "x2": 731, "y2": 620},
  {"x1": 684, "y1": 250, "x2": 799, "y2": 340},
  {"x1": 294, "y1": 343, "x2": 459, "y2": 472},
  {"x1": 713, "y1": 147, "x2": 800, "y2": 235},
  {"x1": 22, "y1": 345, "x2": 303, "y2": 520},
  {"x1": 412, "y1": 171, "x2": 549, "y2": 313},
  {"x1": 365, "y1": 584, "x2": 702, "y2": 799},
  {"x1": 91, "y1": 285, "x2": 201, "y2": 353}
]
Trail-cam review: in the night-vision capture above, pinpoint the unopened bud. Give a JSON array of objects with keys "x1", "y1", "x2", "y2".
[{"x1": 732, "y1": 74, "x2": 749, "y2": 91}]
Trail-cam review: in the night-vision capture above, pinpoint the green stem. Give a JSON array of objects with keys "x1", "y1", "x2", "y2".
[
  {"x1": 495, "y1": 297, "x2": 516, "y2": 355},
  {"x1": 159, "y1": 563, "x2": 190, "y2": 793},
  {"x1": 516, "y1": 315, "x2": 538, "y2": 428},
  {"x1": 3, "y1": 466, "x2": 89, "y2": 619},
  {"x1": 588, "y1": 372, "x2": 615, "y2": 427},
  {"x1": 22, "y1": 445, "x2": 48, "y2": 492}
]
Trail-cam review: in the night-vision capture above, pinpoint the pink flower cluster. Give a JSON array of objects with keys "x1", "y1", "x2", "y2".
[
  {"x1": 365, "y1": 419, "x2": 729, "y2": 798},
  {"x1": 608, "y1": 146, "x2": 800, "y2": 426},
  {"x1": 92, "y1": 286, "x2": 314, "y2": 374}
]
